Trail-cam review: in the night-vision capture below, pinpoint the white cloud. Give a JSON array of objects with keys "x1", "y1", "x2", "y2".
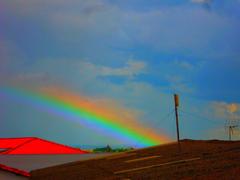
[
  {"x1": 4, "y1": 57, "x2": 235, "y2": 140},
  {"x1": 174, "y1": 60, "x2": 195, "y2": 71},
  {"x1": 172, "y1": 60, "x2": 206, "y2": 72},
  {"x1": 191, "y1": 0, "x2": 212, "y2": 4},
  {"x1": 79, "y1": 60, "x2": 147, "y2": 78},
  {"x1": 165, "y1": 74, "x2": 194, "y2": 94},
  {"x1": 101, "y1": 60, "x2": 146, "y2": 77},
  {"x1": 1, "y1": 0, "x2": 240, "y2": 143},
  {"x1": 3, "y1": 0, "x2": 237, "y2": 58},
  {"x1": 211, "y1": 102, "x2": 240, "y2": 121}
]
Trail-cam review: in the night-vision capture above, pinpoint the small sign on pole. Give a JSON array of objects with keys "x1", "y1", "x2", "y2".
[{"x1": 174, "y1": 94, "x2": 179, "y2": 107}]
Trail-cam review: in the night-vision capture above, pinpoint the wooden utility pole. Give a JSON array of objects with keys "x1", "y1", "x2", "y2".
[{"x1": 174, "y1": 94, "x2": 181, "y2": 152}]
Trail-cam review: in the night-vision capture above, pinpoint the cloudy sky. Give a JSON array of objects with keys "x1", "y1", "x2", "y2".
[{"x1": 0, "y1": 0, "x2": 240, "y2": 147}]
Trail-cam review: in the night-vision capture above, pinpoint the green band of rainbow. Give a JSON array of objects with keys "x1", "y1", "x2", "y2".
[{"x1": 0, "y1": 86, "x2": 169, "y2": 147}]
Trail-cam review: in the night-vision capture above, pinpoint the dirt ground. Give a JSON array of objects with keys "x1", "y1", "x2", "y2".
[{"x1": 31, "y1": 140, "x2": 240, "y2": 180}]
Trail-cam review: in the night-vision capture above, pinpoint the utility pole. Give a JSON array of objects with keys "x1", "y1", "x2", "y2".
[{"x1": 174, "y1": 94, "x2": 181, "y2": 152}]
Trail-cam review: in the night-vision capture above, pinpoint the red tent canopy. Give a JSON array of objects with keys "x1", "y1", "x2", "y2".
[{"x1": 0, "y1": 137, "x2": 87, "y2": 155}]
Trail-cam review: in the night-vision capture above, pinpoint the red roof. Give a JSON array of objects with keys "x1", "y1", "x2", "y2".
[{"x1": 0, "y1": 137, "x2": 87, "y2": 155}]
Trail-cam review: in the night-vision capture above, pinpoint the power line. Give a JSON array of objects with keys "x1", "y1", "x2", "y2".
[
  {"x1": 132, "y1": 109, "x2": 175, "y2": 148},
  {"x1": 159, "y1": 109, "x2": 175, "y2": 123},
  {"x1": 180, "y1": 109, "x2": 239, "y2": 140},
  {"x1": 178, "y1": 109, "x2": 223, "y2": 125}
]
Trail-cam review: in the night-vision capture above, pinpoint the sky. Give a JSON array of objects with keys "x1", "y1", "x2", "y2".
[{"x1": 0, "y1": 0, "x2": 240, "y2": 147}]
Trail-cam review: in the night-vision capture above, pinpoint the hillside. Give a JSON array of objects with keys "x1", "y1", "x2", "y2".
[{"x1": 31, "y1": 140, "x2": 240, "y2": 179}]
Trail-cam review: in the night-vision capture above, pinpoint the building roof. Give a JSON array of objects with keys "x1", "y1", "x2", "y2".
[
  {"x1": 0, "y1": 153, "x2": 113, "y2": 179},
  {"x1": 0, "y1": 137, "x2": 110, "y2": 179},
  {"x1": 0, "y1": 137, "x2": 87, "y2": 155},
  {"x1": 31, "y1": 140, "x2": 240, "y2": 179},
  {"x1": 0, "y1": 163, "x2": 30, "y2": 178}
]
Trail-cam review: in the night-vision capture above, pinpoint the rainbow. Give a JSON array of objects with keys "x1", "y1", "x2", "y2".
[{"x1": 0, "y1": 86, "x2": 169, "y2": 147}]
